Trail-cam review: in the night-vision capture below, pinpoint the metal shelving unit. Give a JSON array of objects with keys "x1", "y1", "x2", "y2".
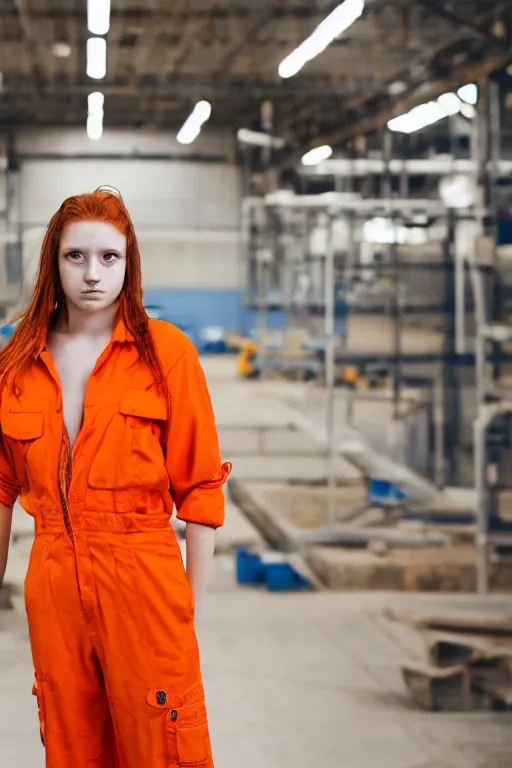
[
  {"x1": 467, "y1": 76, "x2": 512, "y2": 593},
  {"x1": 471, "y1": 260, "x2": 512, "y2": 592}
]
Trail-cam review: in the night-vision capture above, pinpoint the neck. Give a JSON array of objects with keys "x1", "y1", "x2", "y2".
[{"x1": 56, "y1": 301, "x2": 119, "y2": 337}]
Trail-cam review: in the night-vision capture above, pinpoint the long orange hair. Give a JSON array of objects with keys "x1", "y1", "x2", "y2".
[{"x1": 0, "y1": 188, "x2": 166, "y2": 391}]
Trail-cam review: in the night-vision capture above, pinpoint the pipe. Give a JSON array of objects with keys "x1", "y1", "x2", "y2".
[
  {"x1": 474, "y1": 416, "x2": 488, "y2": 594},
  {"x1": 16, "y1": 152, "x2": 229, "y2": 164},
  {"x1": 454, "y1": 222, "x2": 466, "y2": 355},
  {"x1": 324, "y1": 214, "x2": 337, "y2": 528},
  {"x1": 300, "y1": 157, "x2": 512, "y2": 177}
]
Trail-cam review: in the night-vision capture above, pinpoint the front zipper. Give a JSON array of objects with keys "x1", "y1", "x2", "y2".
[{"x1": 58, "y1": 430, "x2": 74, "y2": 540}]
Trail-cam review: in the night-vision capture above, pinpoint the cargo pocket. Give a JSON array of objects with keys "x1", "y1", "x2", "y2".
[
  {"x1": 146, "y1": 683, "x2": 210, "y2": 766},
  {"x1": 174, "y1": 720, "x2": 210, "y2": 766},
  {"x1": 32, "y1": 677, "x2": 46, "y2": 747},
  {"x1": 88, "y1": 388, "x2": 167, "y2": 490}
]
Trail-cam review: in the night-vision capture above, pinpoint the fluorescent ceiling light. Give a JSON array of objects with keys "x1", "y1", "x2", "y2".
[
  {"x1": 279, "y1": 0, "x2": 364, "y2": 79},
  {"x1": 53, "y1": 41, "x2": 71, "y2": 58},
  {"x1": 437, "y1": 92, "x2": 462, "y2": 116},
  {"x1": 388, "y1": 101, "x2": 446, "y2": 133},
  {"x1": 88, "y1": 91, "x2": 104, "y2": 115},
  {"x1": 388, "y1": 80, "x2": 407, "y2": 96},
  {"x1": 87, "y1": 114, "x2": 103, "y2": 141},
  {"x1": 237, "y1": 128, "x2": 286, "y2": 149},
  {"x1": 460, "y1": 102, "x2": 476, "y2": 119},
  {"x1": 194, "y1": 100, "x2": 211, "y2": 123},
  {"x1": 388, "y1": 89, "x2": 474, "y2": 134},
  {"x1": 88, "y1": 0, "x2": 111, "y2": 36},
  {"x1": 301, "y1": 145, "x2": 333, "y2": 166},
  {"x1": 87, "y1": 37, "x2": 107, "y2": 79},
  {"x1": 457, "y1": 83, "x2": 478, "y2": 105},
  {"x1": 86, "y1": 91, "x2": 104, "y2": 142},
  {"x1": 176, "y1": 124, "x2": 201, "y2": 145},
  {"x1": 176, "y1": 100, "x2": 212, "y2": 145}
]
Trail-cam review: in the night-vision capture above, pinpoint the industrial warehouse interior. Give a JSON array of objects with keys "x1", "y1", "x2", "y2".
[{"x1": 2, "y1": 1, "x2": 512, "y2": 766}]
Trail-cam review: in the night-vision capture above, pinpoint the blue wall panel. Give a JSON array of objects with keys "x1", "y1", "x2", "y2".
[
  {"x1": 144, "y1": 287, "x2": 247, "y2": 345},
  {"x1": 143, "y1": 288, "x2": 342, "y2": 346},
  {"x1": 245, "y1": 308, "x2": 286, "y2": 332}
]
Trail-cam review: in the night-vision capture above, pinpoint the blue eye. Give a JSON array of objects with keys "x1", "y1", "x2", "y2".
[
  {"x1": 67, "y1": 252, "x2": 83, "y2": 261},
  {"x1": 103, "y1": 253, "x2": 119, "y2": 263}
]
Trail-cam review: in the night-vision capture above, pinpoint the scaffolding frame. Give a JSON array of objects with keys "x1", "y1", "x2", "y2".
[
  {"x1": 242, "y1": 72, "x2": 512, "y2": 566},
  {"x1": 242, "y1": 193, "x2": 475, "y2": 541}
]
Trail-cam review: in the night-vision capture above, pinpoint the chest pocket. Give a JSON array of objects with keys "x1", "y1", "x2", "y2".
[
  {"x1": 88, "y1": 389, "x2": 168, "y2": 490},
  {"x1": 2, "y1": 410, "x2": 44, "y2": 490}
]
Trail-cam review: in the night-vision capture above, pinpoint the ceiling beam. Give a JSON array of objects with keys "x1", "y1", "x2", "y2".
[
  {"x1": 418, "y1": 0, "x2": 509, "y2": 45},
  {"x1": 1, "y1": 74, "x2": 356, "y2": 99},
  {"x1": 214, "y1": 1, "x2": 283, "y2": 74},
  {"x1": 0, "y1": 6, "x2": 340, "y2": 23},
  {"x1": 11, "y1": 0, "x2": 43, "y2": 110},
  {"x1": 300, "y1": 48, "x2": 512, "y2": 153},
  {"x1": 279, "y1": 0, "x2": 511, "y2": 148}
]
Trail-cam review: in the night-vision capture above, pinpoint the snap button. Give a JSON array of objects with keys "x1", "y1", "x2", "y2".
[
  {"x1": 156, "y1": 690, "x2": 167, "y2": 706},
  {"x1": 170, "y1": 709, "x2": 178, "y2": 722}
]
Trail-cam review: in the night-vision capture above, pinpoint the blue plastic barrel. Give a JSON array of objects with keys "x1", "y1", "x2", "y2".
[{"x1": 235, "y1": 547, "x2": 265, "y2": 585}]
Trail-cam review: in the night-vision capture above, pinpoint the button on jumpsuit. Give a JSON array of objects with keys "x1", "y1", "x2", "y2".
[{"x1": 0, "y1": 319, "x2": 231, "y2": 768}]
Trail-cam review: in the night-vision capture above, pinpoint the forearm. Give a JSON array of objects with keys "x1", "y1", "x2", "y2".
[
  {"x1": 185, "y1": 521, "x2": 215, "y2": 613},
  {"x1": 0, "y1": 503, "x2": 13, "y2": 587}
]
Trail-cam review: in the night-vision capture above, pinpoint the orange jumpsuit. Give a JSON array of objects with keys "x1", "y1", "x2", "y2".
[{"x1": 0, "y1": 319, "x2": 231, "y2": 768}]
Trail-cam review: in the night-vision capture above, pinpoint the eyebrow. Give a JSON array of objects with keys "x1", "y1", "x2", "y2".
[{"x1": 61, "y1": 246, "x2": 123, "y2": 254}]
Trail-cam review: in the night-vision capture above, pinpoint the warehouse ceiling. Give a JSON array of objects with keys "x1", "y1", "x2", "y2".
[{"x1": 0, "y1": 0, "x2": 510, "y2": 152}]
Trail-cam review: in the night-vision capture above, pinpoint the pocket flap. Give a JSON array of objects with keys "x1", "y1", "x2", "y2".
[
  {"x1": 146, "y1": 682, "x2": 206, "y2": 722},
  {"x1": 120, "y1": 389, "x2": 166, "y2": 421},
  {"x1": 176, "y1": 720, "x2": 210, "y2": 765},
  {"x1": 3, "y1": 411, "x2": 43, "y2": 441}
]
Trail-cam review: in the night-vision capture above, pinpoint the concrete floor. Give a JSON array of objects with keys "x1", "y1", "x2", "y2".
[
  {"x1": 206, "y1": 356, "x2": 403, "y2": 484},
  {"x1": 2, "y1": 356, "x2": 512, "y2": 767},
  {"x1": 2, "y1": 533, "x2": 512, "y2": 768}
]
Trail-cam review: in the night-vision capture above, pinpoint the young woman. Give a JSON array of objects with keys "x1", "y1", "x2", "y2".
[{"x1": 0, "y1": 188, "x2": 231, "y2": 767}]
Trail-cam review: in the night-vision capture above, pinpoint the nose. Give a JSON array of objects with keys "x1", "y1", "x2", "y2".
[{"x1": 84, "y1": 257, "x2": 100, "y2": 284}]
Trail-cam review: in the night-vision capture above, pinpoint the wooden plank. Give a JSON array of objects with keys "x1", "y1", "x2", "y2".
[
  {"x1": 423, "y1": 629, "x2": 512, "y2": 667},
  {"x1": 470, "y1": 658, "x2": 512, "y2": 687},
  {"x1": 402, "y1": 663, "x2": 472, "y2": 711},
  {"x1": 475, "y1": 682, "x2": 512, "y2": 710},
  {"x1": 385, "y1": 608, "x2": 512, "y2": 635},
  {"x1": 294, "y1": 526, "x2": 451, "y2": 548},
  {"x1": 404, "y1": 659, "x2": 512, "y2": 712}
]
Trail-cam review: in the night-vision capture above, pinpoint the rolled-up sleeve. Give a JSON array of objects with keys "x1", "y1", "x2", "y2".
[
  {"x1": 165, "y1": 347, "x2": 231, "y2": 529},
  {"x1": 0, "y1": 430, "x2": 21, "y2": 508}
]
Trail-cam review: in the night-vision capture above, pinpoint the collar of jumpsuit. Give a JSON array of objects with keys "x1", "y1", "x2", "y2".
[
  {"x1": 35, "y1": 314, "x2": 135, "y2": 358},
  {"x1": 0, "y1": 316, "x2": 231, "y2": 531}
]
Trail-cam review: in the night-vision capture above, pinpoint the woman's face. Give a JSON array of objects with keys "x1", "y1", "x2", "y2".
[{"x1": 58, "y1": 220, "x2": 127, "y2": 314}]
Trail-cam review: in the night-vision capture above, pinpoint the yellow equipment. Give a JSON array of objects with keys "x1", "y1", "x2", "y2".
[{"x1": 237, "y1": 339, "x2": 259, "y2": 378}]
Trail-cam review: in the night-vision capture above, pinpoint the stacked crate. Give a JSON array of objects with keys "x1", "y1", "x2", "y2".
[{"x1": 387, "y1": 608, "x2": 512, "y2": 711}]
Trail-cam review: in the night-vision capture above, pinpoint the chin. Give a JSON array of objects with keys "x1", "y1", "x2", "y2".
[{"x1": 77, "y1": 297, "x2": 111, "y2": 311}]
